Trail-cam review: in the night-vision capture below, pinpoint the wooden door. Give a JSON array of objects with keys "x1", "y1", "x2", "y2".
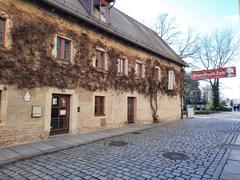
[
  {"x1": 128, "y1": 97, "x2": 135, "y2": 124},
  {"x1": 50, "y1": 94, "x2": 70, "y2": 135}
]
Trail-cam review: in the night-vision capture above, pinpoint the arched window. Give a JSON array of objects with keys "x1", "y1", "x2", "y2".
[{"x1": 154, "y1": 66, "x2": 161, "y2": 81}]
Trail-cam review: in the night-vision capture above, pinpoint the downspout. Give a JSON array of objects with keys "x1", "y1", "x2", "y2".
[{"x1": 181, "y1": 68, "x2": 184, "y2": 119}]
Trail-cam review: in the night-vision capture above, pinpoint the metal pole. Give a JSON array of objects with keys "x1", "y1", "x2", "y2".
[{"x1": 239, "y1": 0, "x2": 240, "y2": 21}]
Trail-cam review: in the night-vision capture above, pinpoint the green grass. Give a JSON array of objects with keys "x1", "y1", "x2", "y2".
[{"x1": 194, "y1": 110, "x2": 217, "y2": 115}]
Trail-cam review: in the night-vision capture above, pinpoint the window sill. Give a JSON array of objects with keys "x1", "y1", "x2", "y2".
[
  {"x1": 117, "y1": 73, "x2": 128, "y2": 76},
  {"x1": 0, "y1": 46, "x2": 9, "y2": 51},
  {"x1": 95, "y1": 68, "x2": 108, "y2": 73},
  {"x1": 0, "y1": 121, "x2": 6, "y2": 127},
  {"x1": 135, "y1": 76, "x2": 144, "y2": 80},
  {"x1": 95, "y1": 114, "x2": 105, "y2": 117},
  {"x1": 56, "y1": 58, "x2": 72, "y2": 64}
]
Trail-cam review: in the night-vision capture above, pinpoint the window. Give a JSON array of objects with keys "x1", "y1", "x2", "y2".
[
  {"x1": 99, "y1": 0, "x2": 109, "y2": 23},
  {"x1": 168, "y1": 70, "x2": 175, "y2": 90},
  {"x1": 0, "y1": 18, "x2": 6, "y2": 47},
  {"x1": 117, "y1": 58, "x2": 126, "y2": 74},
  {"x1": 135, "y1": 62, "x2": 144, "y2": 77},
  {"x1": 0, "y1": 90, "x2": 2, "y2": 123},
  {"x1": 95, "y1": 96, "x2": 105, "y2": 116},
  {"x1": 96, "y1": 49, "x2": 106, "y2": 69},
  {"x1": 154, "y1": 67, "x2": 161, "y2": 81},
  {"x1": 56, "y1": 36, "x2": 71, "y2": 60}
]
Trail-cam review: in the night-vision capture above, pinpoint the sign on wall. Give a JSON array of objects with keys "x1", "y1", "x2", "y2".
[
  {"x1": 192, "y1": 67, "x2": 236, "y2": 81},
  {"x1": 32, "y1": 106, "x2": 42, "y2": 118},
  {"x1": 24, "y1": 92, "x2": 31, "y2": 102},
  {"x1": 187, "y1": 107, "x2": 194, "y2": 118}
]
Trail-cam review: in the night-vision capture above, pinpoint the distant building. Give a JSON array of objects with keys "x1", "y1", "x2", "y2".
[{"x1": 202, "y1": 85, "x2": 212, "y2": 102}]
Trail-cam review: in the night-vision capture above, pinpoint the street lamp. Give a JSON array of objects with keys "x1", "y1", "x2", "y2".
[{"x1": 239, "y1": 0, "x2": 240, "y2": 21}]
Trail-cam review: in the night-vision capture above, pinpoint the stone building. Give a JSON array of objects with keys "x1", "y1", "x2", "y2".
[{"x1": 0, "y1": 0, "x2": 186, "y2": 148}]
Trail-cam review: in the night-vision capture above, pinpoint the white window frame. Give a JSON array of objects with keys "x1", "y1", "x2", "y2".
[
  {"x1": 168, "y1": 70, "x2": 175, "y2": 90},
  {"x1": 0, "y1": 17, "x2": 6, "y2": 47},
  {"x1": 0, "y1": 85, "x2": 8, "y2": 126},
  {"x1": 117, "y1": 57, "x2": 128, "y2": 75},
  {"x1": 53, "y1": 34, "x2": 73, "y2": 62},
  {"x1": 135, "y1": 60, "x2": 145, "y2": 78},
  {"x1": 0, "y1": 11, "x2": 12, "y2": 49},
  {"x1": 155, "y1": 66, "x2": 161, "y2": 81},
  {"x1": 0, "y1": 90, "x2": 2, "y2": 124},
  {"x1": 93, "y1": 47, "x2": 108, "y2": 71}
]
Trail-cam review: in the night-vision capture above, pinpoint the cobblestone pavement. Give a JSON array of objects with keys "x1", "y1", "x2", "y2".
[{"x1": 0, "y1": 114, "x2": 240, "y2": 180}]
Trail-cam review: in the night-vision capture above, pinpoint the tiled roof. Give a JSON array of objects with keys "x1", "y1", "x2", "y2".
[{"x1": 41, "y1": 0, "x2": 187, "y2": 66}]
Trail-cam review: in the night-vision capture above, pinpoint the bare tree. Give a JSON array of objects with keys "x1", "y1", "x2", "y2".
[
  {"x1": 177, "y1": 28, "x2": 199, "y2": 59},
  {"x1": 153, "y1": 14, "x2": 240, "y2": 110},
  {"x1": 194, "y1": 29, "x2": 239, "y2": 70},
  {"x1": 153, "y1": 13, "x2": 200, "y2": 111},
  {"x1": 194, "y1": 29, "x2": 240, "y2": 109},
  {"x1": 183, "y1": 72, "x2": 201, "y2": 106},
  {"x1": 153, "y1": 13, "x2": 199, "y2": 60},
  {"x1": 153, "y1": 13, "x2": 181, "y2": 46}
]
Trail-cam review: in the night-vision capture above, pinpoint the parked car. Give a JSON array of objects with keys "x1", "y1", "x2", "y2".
[
  {"x1": 195, "y1": 102, "x2": 206, "y2": 110},
  {"x1": 187, "y1": 104, "x2": 193, "y2": 108},
  {"x1": 223, "y1": 105, "x2": 232, "y2": 111},
  {"x1": 232, "y1": 99, "x2": 240, "y2": 112}
]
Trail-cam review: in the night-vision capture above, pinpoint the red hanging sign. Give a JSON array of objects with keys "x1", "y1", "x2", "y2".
[{"x1": 192, "y1": 67, "x2": 236, "y2": 80}]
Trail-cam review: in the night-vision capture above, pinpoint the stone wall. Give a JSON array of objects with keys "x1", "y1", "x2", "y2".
[
  {"x1": 0, "y1": 0, "x2": 183, "y2": 148},
  {"x1": 0, "y1": 86, "x2": 47, "y2": 147},
  {"x1": 0, "y1": 85, "x2": 181, "y2": 148}
]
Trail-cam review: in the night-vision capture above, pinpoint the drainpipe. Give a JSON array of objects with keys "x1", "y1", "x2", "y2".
[
  {"x1": 181, "y1": 68, "x2": 184, "y2": 119},
  {"x1": 90, "y1": 0, "x2": 93, "y2": 15}
]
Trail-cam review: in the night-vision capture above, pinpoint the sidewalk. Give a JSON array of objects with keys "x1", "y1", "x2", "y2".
[
  {"x1": 220, "y1": 134, "x2": 240, "y2": 180},
  {"x1": 0, "y1": 123, "x2": 160, "y2": 167}
]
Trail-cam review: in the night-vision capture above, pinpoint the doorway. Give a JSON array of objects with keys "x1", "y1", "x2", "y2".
[
  {"x1": 128, "y1": 97, "x2": 135, "y2": 124},
  {"x1": 50, "y1": 94, "x2": 70, "y2": 135}
]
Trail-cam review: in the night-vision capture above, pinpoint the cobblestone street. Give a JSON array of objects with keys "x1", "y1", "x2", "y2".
[{"x1": 0, "y1": 113, "x2": 240, "y2": 180}]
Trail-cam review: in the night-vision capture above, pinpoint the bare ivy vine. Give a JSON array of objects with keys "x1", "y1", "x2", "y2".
[{"x1": 0, "y1": 6, "x2": 182, "y2": 122}]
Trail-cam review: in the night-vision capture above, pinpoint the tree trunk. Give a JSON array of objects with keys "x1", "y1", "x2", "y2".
[
  {"x1": 211, "y1": 79, "x2": 220, "y2": 110},
  {"x1": 150, "y1": 93, "x2": 159, "y2": 123}
]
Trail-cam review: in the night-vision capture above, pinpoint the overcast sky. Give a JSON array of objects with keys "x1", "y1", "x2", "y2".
[{"x1": 115, "y1": 0, "x2": 240, "y2": 99}]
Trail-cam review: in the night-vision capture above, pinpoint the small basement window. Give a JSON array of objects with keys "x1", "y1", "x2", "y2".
[
  {"x1": 95, "y1": 49, "x2": 106, "y2": 70},
  {"x1": 0, "y1": 18, "x2": 6, "y2": 47},
  {"x1": 56, "y1": 36, "x2": 72, "y2": 61},
  {"x1": 95, "y1": 96, "x2": 105, "y2": 116}
]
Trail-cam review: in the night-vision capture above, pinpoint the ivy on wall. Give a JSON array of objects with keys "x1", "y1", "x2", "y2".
[{"x1": 0, "y1": 5, "x2": 182, "y2": 122}]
